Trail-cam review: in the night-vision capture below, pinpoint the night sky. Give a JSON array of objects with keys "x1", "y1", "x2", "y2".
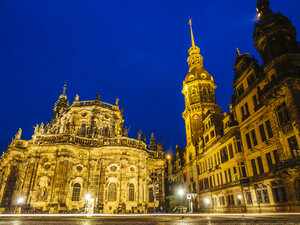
[{"x1": 0, "y1": 0, "x2": 299, "y2": 155}]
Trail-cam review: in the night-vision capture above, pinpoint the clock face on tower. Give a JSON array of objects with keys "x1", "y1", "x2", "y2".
[{"x1": 192, "y1": 114, "x2": 200, "y2": 121}]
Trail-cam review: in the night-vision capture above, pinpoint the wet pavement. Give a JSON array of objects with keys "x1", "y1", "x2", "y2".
[{"x1": 1, "y1": 214, "x2": 300, "y2": 225}]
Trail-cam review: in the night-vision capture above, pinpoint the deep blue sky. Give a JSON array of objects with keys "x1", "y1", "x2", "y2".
[{"x1": 0, "y1": 0, "x2": 299, "y2": 155}]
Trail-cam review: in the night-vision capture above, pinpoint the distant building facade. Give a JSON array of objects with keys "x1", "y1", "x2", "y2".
[
  {"x1": 0, "y1": 87, "x2": 165, "y2": 214},
  {"x1": 168, "y1": 0, "x2": 300, "y2": 213}
]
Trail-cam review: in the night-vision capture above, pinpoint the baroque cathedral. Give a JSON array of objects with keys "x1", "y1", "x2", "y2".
[
  {"x1": 167, "y1": 0, "x2": 300, "y2": 213},
  {"x1": 0, "y1": 86, "x2": 165, "y2": 214}
]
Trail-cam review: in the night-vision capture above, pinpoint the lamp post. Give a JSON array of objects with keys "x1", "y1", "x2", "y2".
[
  {"x1": 15, "y1": 197, "x2": 24, "y2": 214},
  {"x1": 178, "y1": 189, "x2": 184, "y2": 213},
  {"x1": 85, "y1": 193, "x2": 91, "y2": 214}
]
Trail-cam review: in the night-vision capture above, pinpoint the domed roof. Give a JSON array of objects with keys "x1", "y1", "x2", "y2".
[{"x1": 184, "y1": 67, "x2": 214, "y2": 84}]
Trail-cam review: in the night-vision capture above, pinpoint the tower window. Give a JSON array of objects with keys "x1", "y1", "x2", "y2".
[
  {"x1": 72, "y1": 183, "x2": 81, "y2": 201},
  {"x1": 128, "y1": 183, "x2": 135, "y2": 201},
  {"x1": 108, "y1": 183, "x2": 117, "y2": 202}
]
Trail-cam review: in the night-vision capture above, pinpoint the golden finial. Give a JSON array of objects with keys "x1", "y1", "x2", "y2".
[
  {"x1": 189, "y1": 18, "x2": 195, "y2": 47},
  {"x1": 236, "y1": 48, "x2": 241, "y2": 55}
]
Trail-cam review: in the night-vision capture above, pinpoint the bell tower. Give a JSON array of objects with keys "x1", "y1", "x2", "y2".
[{"x1": 182, "y1": 20, "x2": 222, "y2": 160}]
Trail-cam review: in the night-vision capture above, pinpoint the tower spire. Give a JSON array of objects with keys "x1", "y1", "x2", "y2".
[
  {"x1": 187, "y1": 19, "x2": 203, "y2": 71},
  {"x1": 59, "y1": 82, "x2": 67, "y2": 101},
  {"x1": 189, "y1": 19, "x2": 195, "y2": 47}
]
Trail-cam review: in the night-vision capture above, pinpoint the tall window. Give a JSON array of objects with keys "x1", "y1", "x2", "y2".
[
  {"x1": 277, "y1": 102, "x2": 290, "y2": 125},
  {"x1": 72, "y1": 183, "x2": 81, "y2": 201},
  {"x1": 256, "y1": 185, "x2": 270, "y2": 204},
  {"x1": 259, "y1": 124, "x2": 267, "y2": 142},
  {"x1": 257, "y1": 156, "x2": 264, "y2": 174},
  {"x1": 246, "y1": 133, "x2": 252, "y2": 149},
  {"x1": 251, "y1": 159, "x2": 258, "y2": 176},
  {"x1": 265, "y1": 120, "x2": 273, "y2": 138},
  {"x1": 228, "y1": 144, "x2": 234, "y2": 159},
  {"x1": 266, "y1": 153, "x2": 273, "y2": 171},
  {"x1": 128, "y1": 183, "x2": 135, "y2": 201},
  {"x1": 149, "y1": 188, "x2": 154, "y2": 202},
  {"x1": 288, "y1": 136, "x2": 299, "y2": 157},
  {"x1": 251, "y1": 130, "x2": 258, "y2": 146},
  {"x1": 108, "y1": 183, "x2": 117, "y2": 201}
]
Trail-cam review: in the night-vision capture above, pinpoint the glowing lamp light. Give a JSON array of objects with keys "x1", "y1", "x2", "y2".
[
  {"x1": 167, "y1": 155, "x2": 171, "y2": 159},
  {"x1": 204, "y1": 198, "x2": 210, "y2": 204},
  {"x1": 184, "y1": 85, "x2": 188, "y2": 92},
  {"x1": 85, "y1": 193, "x2": 91, "y2": 200},
  {"x1": 258, "y1": 13, "x2": 261, "y2": 18},
  {"x1": 178, "y1": 189, "x2": 184, "y2": 196},
  {"x1": 17, "y1": 197, "x2": 24, "y2": 204},
  {"x1": 237, "y1": 194, "x2": 242, "y2": 200}
]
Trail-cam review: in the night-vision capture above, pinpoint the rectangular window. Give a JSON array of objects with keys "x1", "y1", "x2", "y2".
[
  {"x1": 246, "y1": 133, "x2": 252, "y2": 149},
  {"x1": 205, "y1": 135, "x2": 209, "y2": 143},
  {"x1": 210, "y1": 130, "x2": 215, "y2": 139},
  {"x1": 241, "y1": 166, "x2": 247, "y2": 178},
  {"x1": 265, "y1": 120, "x2": 273, "y2": 138},
  {"x1": 237, "y1": 84, "x2": 244, "y2": 96},
  {"x1": 236, "y1": 140, "x2": 243, "y2": 152},
  {"x1": 251, "y1": 129, "x2": 258, "y2": 146},
  {"x1": 273, "y1": 150, "x2": 280, "y2": 163},
  {"x1": 277, "y1": 102, "x2": 290, "y2": 125},
  {"x1": 233, "y1": 167, "x2": 238, "y2": 181},
  {"x1": 257, "y1": 156, "x2": 264, "y2": 174},
  {"x1": 228, "y1": 169, "x2": 232, "y2": 182},
  {"x1": 288, "y1": 136, "x2": 299, "y2": 157},
  {"x1": 253, "y1": 94, "x2": 258, "y2": 110},
  {"x1": 247, "y1": 73, "x2": 256, "y2": 86},
  {"x1": 220, "y1": 172, "x2": 223, "y2": 185},
  {"x1": 245, "y1": 102, "x2": 249, "y2": 115},
  {"x1": 245, "y1": 191, "x2": 253, "y2": 204},
  {"x1": 228, "y1": 143, "x2": 234, "y2": 159},
  {"x1": 272, "y1": 187, "x2": 287, "y2": 203},
  {"x1": 216, "y1": 173, "x2": 220, "y2": 186},
  {"x1": 263, "y1": 189, "x2": 270, "y2": 203},
  {"x1": 224, "y1": 170, "x2": 228, "y2": 183},
  {"x1": 266, "y1": 153, "x2": 273, "y2": 171},
  {"x1": 259, "y1": 124, "x2": 267, "y2": 142},
  {"x1": 251, "y1": 159, "x2": 258, "y2": 176}
]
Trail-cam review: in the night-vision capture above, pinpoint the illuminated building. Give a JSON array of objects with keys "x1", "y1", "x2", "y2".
[
  {"x1": 0, "y1": 86, "x2": 165, "y2": 214},
  {"x1": 169, "y1": 0, "x2": 300, "y2": 212}
]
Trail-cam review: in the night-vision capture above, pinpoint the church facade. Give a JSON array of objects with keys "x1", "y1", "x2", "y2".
[
  {"x1": 168, "y1": 0, "x2": 300, "y2": 213},
  {"x1": 0, "y1": 87, "x2": 165, "y2": 214}
]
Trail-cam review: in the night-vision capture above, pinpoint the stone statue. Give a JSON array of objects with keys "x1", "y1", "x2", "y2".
[
  {"x1": 75, "y1": 94, "x2": 79, "y2": 101},
  {"x1": 137, "y1": 130, "x2": 142, "y2": 140},
  {"x1": 115, "y1": 98, "x2": 119, "y2": 106},
  {"x1": 40, "y1": 122, "x2": 45, "y2": 134},
  {"x1": 143, "y1": 135, "x2": 146, "y2": 143},
  {"x1": 34, "y1": 124, "x2": 39, "y2": 134},
  {"x1": 157, "y1": 142, "x2": 164, "y2": 151},
  {"x1": 123, "y1": 126, "x2": 128, "y2": 137},
  {"x1": 14, "y1": 128, "x2": 22, "y2": 140},
  {"x1": 96, "y1": 93, "x2": 100, "y2": 100},
  {"x1": 45, "y1": 122, "x2": 50, "y2": 134}
]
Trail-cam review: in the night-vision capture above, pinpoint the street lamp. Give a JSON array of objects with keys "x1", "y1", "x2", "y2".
[
  {"x1": 204, "y1": 197, "x2": 210, "y2": 205},
  {"x1": 85, "y1": 193, "x2": 91, "y2": 214},
  {"x1": 17, "y1": 197, "x2": 24, "y2": 205},
  {"x1": 178, "y1": 188, "x2": 185, "y2": 213}
]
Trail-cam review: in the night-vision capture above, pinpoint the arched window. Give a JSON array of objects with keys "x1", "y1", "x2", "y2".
[
  {"x1": 149, "y1": 187, "x2": 154, "y2": 202},
  {"x1": 128, "y1": 184, "x2": 135, "y2": 201},
  {"x1": 72, "y1": 183, "x2": 81, "y2": 201},
  {"x1": 108, "y1": 183, "x2": 117, "y2": 202}
]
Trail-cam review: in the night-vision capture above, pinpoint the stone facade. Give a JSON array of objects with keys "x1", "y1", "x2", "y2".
[
  {"x1": 168, "y1": 0, "x2": 300, "y2": 213},
  {"x1": 0, "y1": 87, "x2": 165, "y2": 214}
]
